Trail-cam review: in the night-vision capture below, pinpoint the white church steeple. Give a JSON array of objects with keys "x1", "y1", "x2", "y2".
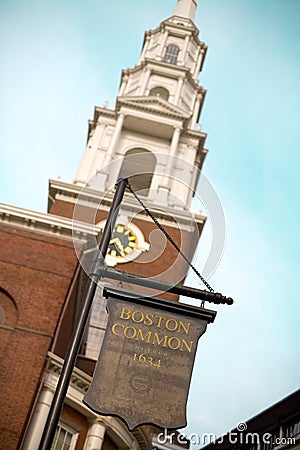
[
  {"x1": 74, "y1": 0, "x2": 208, "y2": 211},
  {"x1": 47, "y1": 0, "x2": 210, "y2": 289},
  {"x1": 173, "y1": 0, "x2": 197, "y2": 21}
]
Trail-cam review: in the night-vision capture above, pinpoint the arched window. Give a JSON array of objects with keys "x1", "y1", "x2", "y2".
[
  {"x1": 0, "y1": 288, "x2": 18, "y2": 358},
  {"x1": 149, "y1": 86, "x2": 169, "y2": 101},
  {"x1": 119, "y1": 148, "x2": 156, "y2": 195},
  {"x1": 163, "y1": 44, "x2": 180, "y2": 65},
  {"x1": 0, "y1": 288, "x2": 18, "y2": 328}
]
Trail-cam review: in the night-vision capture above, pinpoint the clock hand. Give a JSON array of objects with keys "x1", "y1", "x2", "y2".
[{"x1": 115, "y1": 238, "x2": 126, "y2": 256}]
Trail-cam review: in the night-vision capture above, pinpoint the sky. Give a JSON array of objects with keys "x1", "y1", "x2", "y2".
[{"x1": 1, "y1": 0, "x2": 300, "y2": 444}]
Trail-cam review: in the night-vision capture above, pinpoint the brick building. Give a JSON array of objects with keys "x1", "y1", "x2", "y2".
[
  {"x1": 202, "y1": 390, "x2": 300, "y2": 450},
  {"x1": 0, "y1": 0, "x2": 213, "y2": 448}
]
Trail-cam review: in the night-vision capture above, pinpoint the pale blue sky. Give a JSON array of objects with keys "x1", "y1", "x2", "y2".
[{"x1": 0, "y1": 0, "x2": 299, "y2": 441}]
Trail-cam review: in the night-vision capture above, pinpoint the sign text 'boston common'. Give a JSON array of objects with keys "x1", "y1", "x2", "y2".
[{"x1": 84, "y1": 287, "x2": 216, "y2": 430}]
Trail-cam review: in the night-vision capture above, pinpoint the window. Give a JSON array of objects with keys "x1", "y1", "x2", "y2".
[
  {"x1": 163, "y1": 44, "x2": 180, "y2": 65},
  {"x1": 77, "y1": 268, "x2": 108, "y2": 360},
  {"x1": 85, "y1": 293, "x2": 107, "y2": 359},
  {"x1": 291, "y1": 421, "x2": 300, "y2": 437},
  {"x1": 51, "y1": 424, "x2": 78, "y2": 450},
  {"x1": 149, "y1": 86, "x2": 169, "y2": 101},
  {"x1": 283, "y1": 420, "x2": 300, "y2": 438},
  {"x1": 0, "y1": 288, "x2": 18, "y2": 356},
  {"x1": 0, "y1": 288, "x2": 18, "y2": 327},
  {"x1": 260, "y1": 428, "x2": 280, "y2": 450},
  {"x1": 84, "y1": 288, "x2": 108, "y2": 360},
  {"x1": 118, "y1": 148, "x2": 156, "y2": 195}
]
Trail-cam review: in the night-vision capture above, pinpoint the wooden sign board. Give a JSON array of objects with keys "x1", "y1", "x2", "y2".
[{"x1": 84, "y1": 287, "x2": 216, "y2": 430}]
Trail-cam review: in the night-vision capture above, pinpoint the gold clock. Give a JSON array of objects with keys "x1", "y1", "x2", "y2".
[
  {"x1": 97, "y1": 221, "x2": 150, "y2": 266},
  {"x1": 108, "y1": 224, "x2": 138, "y2": 258}
]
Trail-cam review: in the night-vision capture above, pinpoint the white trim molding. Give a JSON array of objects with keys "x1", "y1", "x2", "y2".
[{"x1": 0, "y1": 202, "x2": 98, "y2": 242}]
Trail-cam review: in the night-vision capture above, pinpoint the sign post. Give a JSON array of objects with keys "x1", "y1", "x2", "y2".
[
  {"x1": 38, "y1": 179, "x2": 128, "y2": 450},
  {"x1": 84, "y1": 287, "x2": 216, "y2": 430},
  {"x1": 38, "y1": 177, "x2": 232, "y2": 449}
]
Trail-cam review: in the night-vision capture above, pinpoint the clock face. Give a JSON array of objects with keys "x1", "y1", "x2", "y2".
[
  {"x1": 107, "y1": 224, "x2": 138, "y2": 259},
  {"x1": 97, "y1": 220, "x2": 150, "y2": 266}
]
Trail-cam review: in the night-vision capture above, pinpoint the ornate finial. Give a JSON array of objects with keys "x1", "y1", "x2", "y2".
[{"x1": 173, "y1": 0, "x2": 197, "y2": 21}]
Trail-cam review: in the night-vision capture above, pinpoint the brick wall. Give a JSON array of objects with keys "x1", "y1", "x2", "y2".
[
  {"x1": 50, "y1": 197, "x2": 195, "y2": 293},
  {"x1": 0, "y1": 225, "x2": 78, "y2": 449},
  {"x1": 61, "y1": 404, "x2": 88, "y2": 450}
]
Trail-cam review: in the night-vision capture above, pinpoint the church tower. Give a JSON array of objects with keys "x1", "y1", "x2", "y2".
[
  {"x1": 49, "y1": 0, "x2": 208, "y2": 288},
  {"x1": 12, "y1": 1, "x2": 212, "y2": 448}
]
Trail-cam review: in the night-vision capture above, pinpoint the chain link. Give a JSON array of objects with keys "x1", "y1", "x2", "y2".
[{"x1": 126, "y1": 181, "x2": 214, "y2": 293}]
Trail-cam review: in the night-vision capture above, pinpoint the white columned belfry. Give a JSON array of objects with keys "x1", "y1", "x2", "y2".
[{"x1": 74, "y1": 0, "x2": 208, "y2": 209}]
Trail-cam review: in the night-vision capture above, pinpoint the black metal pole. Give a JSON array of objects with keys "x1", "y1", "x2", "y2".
[
  {"x1": 102, "y1": 266, "x2": 233, "y2": 305},
  {"x1": 38, "y1": 178, "x2": 127, "y2": 450}
]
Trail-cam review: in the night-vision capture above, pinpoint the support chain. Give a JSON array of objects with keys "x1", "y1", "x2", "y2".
[{"x1": 126, "y1": 181, "x2": 214, "y2": 294}]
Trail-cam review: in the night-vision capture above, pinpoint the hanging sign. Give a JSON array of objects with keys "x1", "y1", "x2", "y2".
[{"x1": 84, "y1": 287, "x2": 216, "y2": 430}]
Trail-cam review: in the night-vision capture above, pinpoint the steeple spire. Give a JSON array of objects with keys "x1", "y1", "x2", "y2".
[{"x1": 173, "y1": 0, "x2": 197, "y2": 21}]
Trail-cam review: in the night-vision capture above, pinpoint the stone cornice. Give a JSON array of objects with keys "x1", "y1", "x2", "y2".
[
  {"x1": 0, "y1": 202, "x2": 98, "y2": 241},
  {"x1": 143, "y1": 15, "x2": 201, "y2": 42},
  {"x1": 48, "y1": 179, "x2": 206, "y2": 232},
  {"x1": 88, "y1": 104, "x2": 207, "y2": 145},
  {"x1": 93, "y1": 106, "x2": 116, "y2": 122},
  {"x1": 46, "y1": 352, "x2": 91, "y2": 394},
  {"x1": 123, "y1": 58, "x2": 201, "y2": 87},
  {"x1": 121, "y1": 60, "x2": 207, "y2": 103},
  {"x1": 116, "y1": 96, "x2": 190, "y2": 120}
]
